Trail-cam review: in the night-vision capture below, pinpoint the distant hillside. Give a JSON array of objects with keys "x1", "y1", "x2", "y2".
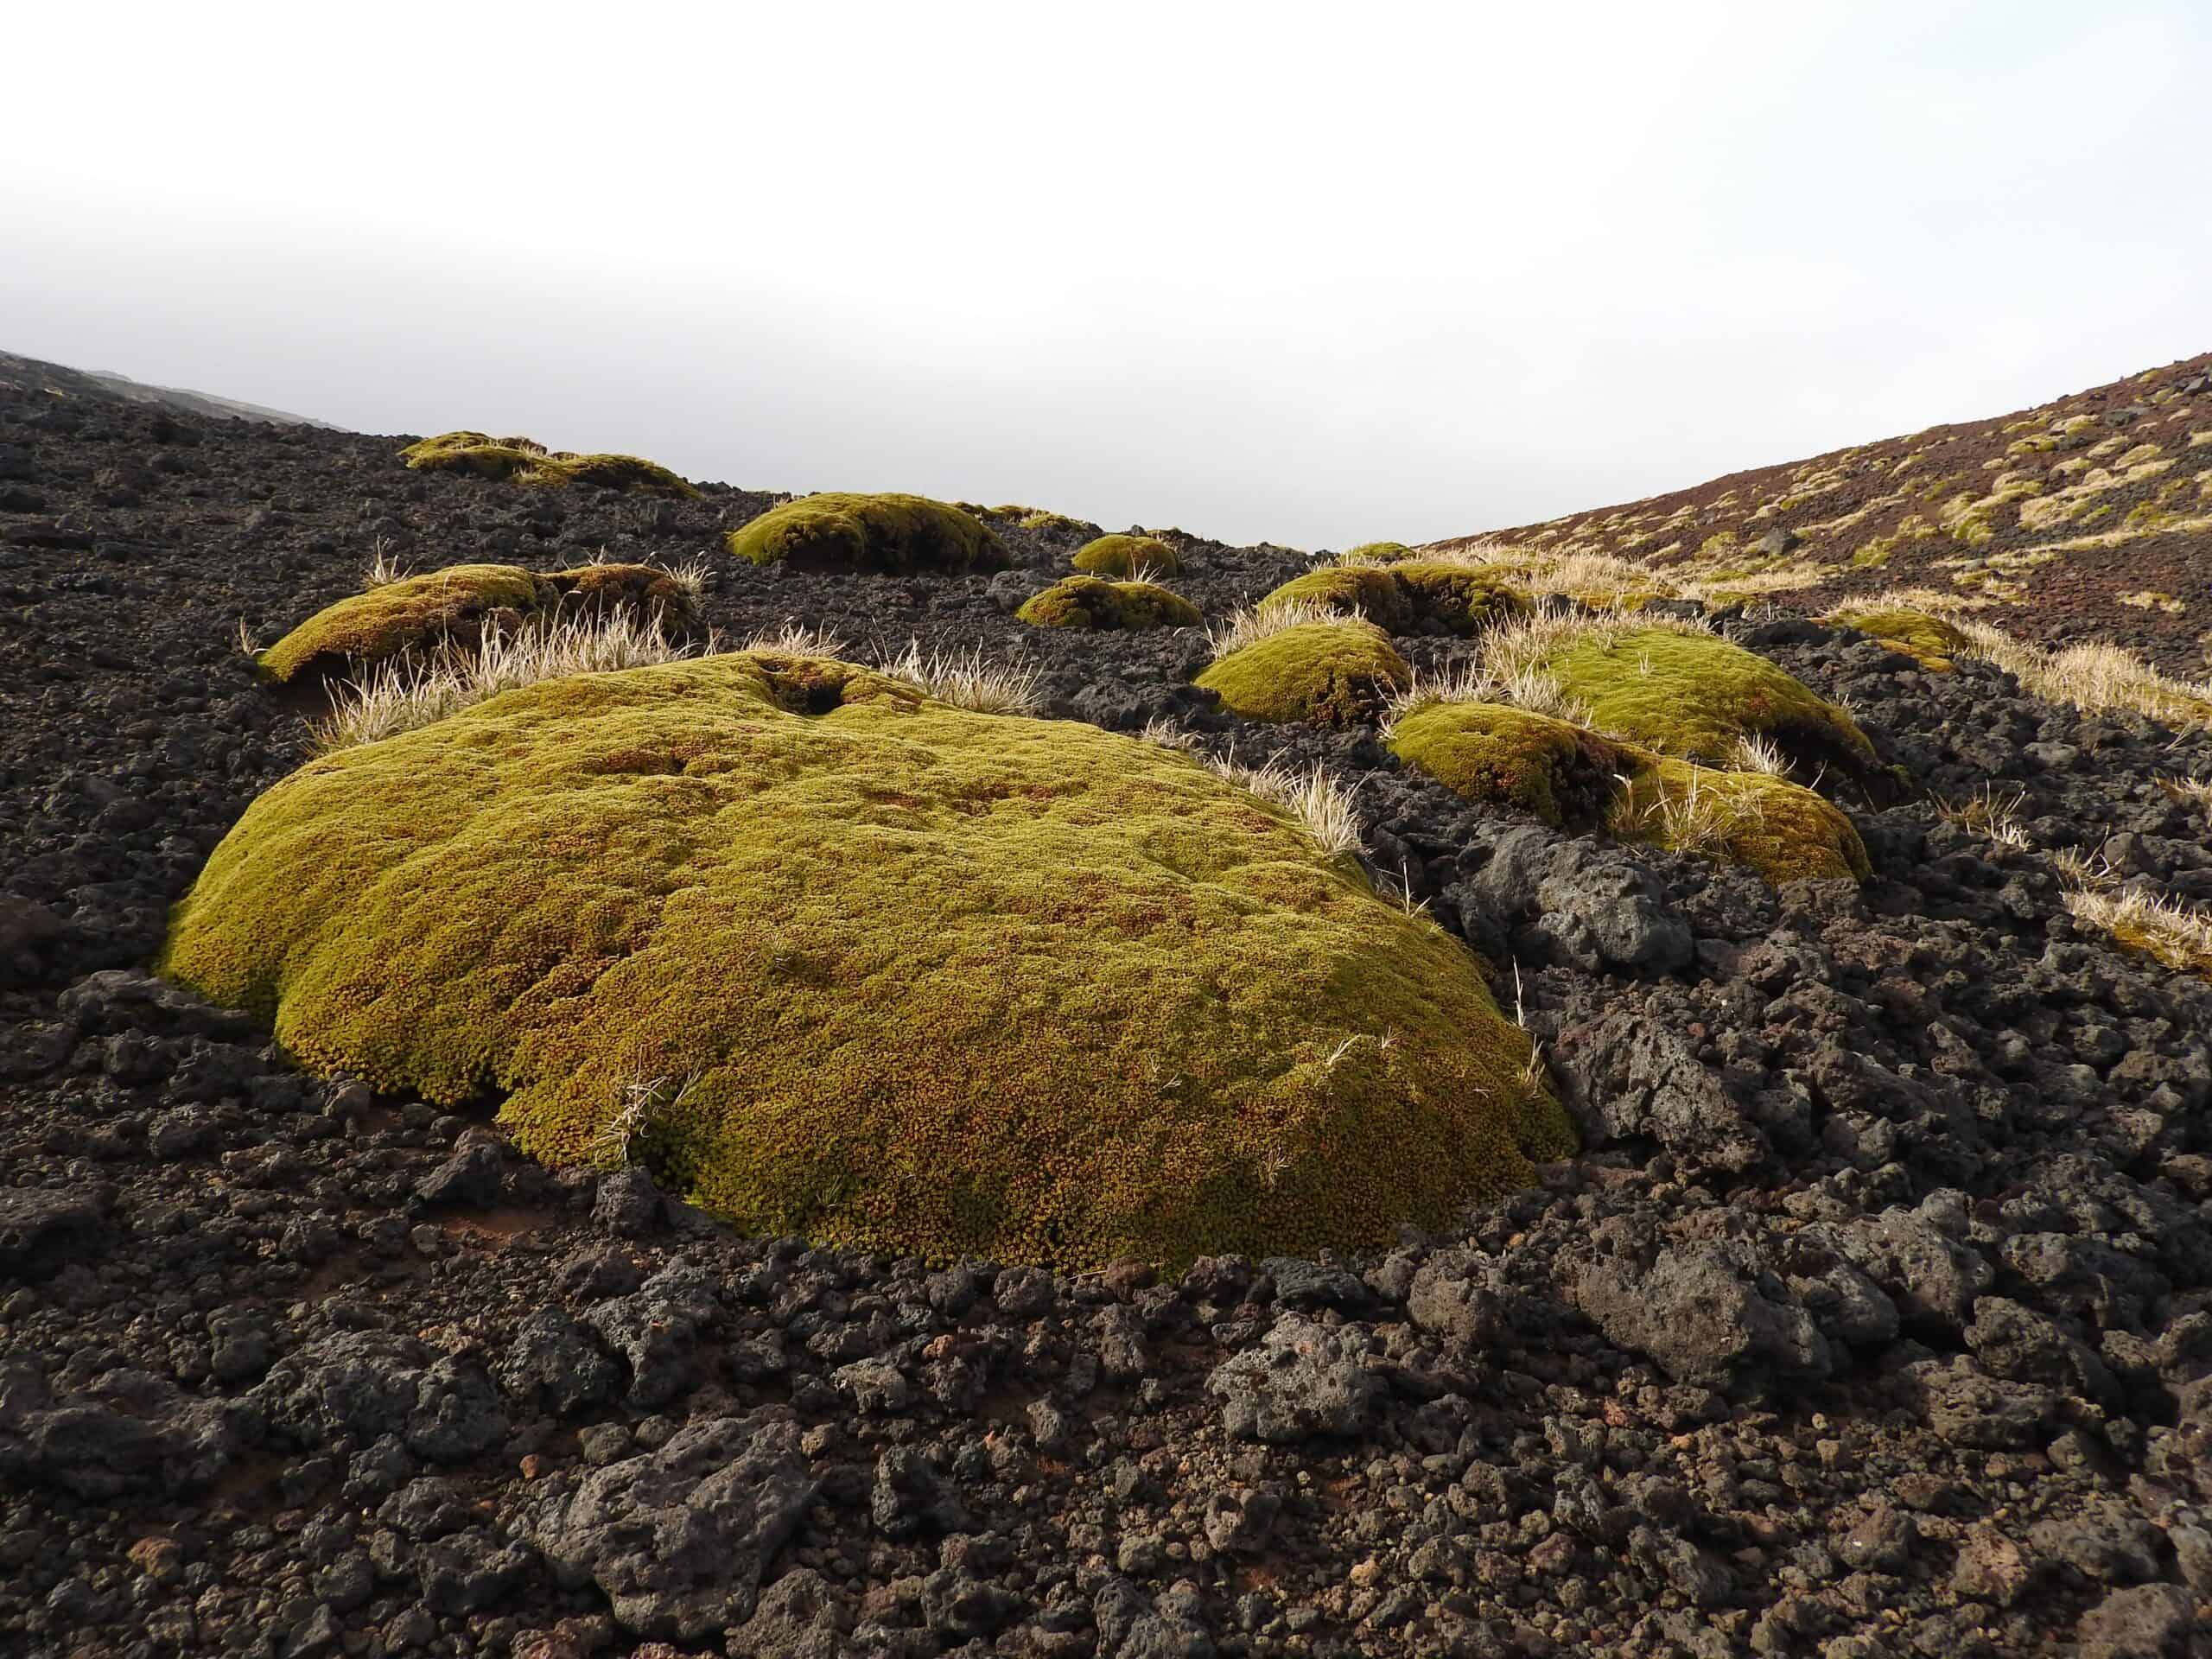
[
  {"x1": 0, "y1": 348, "x2": 336, "y2": 429},
  {"x1": 1433, "y1": 351, "x2": 2212, "y2": 673}
]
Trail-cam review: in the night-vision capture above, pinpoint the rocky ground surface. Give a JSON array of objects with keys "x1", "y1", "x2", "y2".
[
  {"x1": 1439, "y1": 351, "x2": 2212, "y2": 677},
  {"x1": 3, "y1": 376, "x2": 2211, "y2": 1658}
]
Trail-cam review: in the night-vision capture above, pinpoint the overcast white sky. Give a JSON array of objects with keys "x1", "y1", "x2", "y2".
[{"x1": 6, "y1": 3, "x2": 2209, "y2": 549}]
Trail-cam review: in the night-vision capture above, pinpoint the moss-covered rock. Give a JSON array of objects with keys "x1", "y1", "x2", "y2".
[
  {"x1": 255, "y1": 562, "x2": 696, "y2": 684},
  {"x1": 1390, "y1": 700, "x2": 1869, "y2": 885},
  {"x1": 1198, "y1": 621, "x2": 1410, "y2": 727},
  {"x1": 725, "y1": 493, "x2": 1006, "y2": 574},
  {"x1": 398, "y1": 433, "x2": 699, "y2": 499},
  {"x1": 1822, "y1": 606, "x2": 1968, "y2": 671},
  {"x1": 1262, "y1": 561, "x2": 1530, "y2": 637},
  {"x1": 1387, "y1": 703, "x2": 1619, "y2": 826},
  {"x1": 256, "y1": 564, "x2": 552, "y2": 684},
  {"x1": 1341, "y1": 541, "x2": 1416, "y2": 563},
  {"x1": 1539, "y1": 626, "x2": 1877, "y2": 772},
  {"x1": 1016, "y1": 575, "x2": 1201, "y2": 631},
  {"x1": 159, "y1": 652, "x2": 1571, "y2": 1268},
  {"x1": 1072, "y1": 534, "x2": 1181, "y2": 579}
]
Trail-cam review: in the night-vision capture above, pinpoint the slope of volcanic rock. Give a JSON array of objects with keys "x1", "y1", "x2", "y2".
[
  {"x1": 2, "y1": 366, "x2": 2210, "y2": 1657},
  {"x1": 1433, "y1": 353, "x2": 2212, "y2": 676}
]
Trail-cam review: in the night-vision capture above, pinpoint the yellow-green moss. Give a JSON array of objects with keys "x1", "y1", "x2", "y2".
[
  {"x1": 724, "y1": 493, "x2": 1005, "y2": 574},
  {"x1": 1072, "y1": 534, "x2": 1181, "y2": 579},
  {"x1": 1386, "y1": 703, "x2": 1617, "y2": 826},
  {"x1": 398, "y1": 433, "x2": 699, "y2": 499},
  {"x1": 253, "y1": 562, "x2": 696, "y2": 684},
  {"x1": 1261, "y1": 561, "x2": 1530, "y2": 637},
  {"x1": 1391, "y1": 701, "x2": 1868, "y2": 884},
  {"x1": 158, "y1": 652, "x2": 1572, "y2": 1268},
  {"x1": 1539, "y1": 626, "x2": 1876, "y2": 772},
  {"x1": 1197, "y1": 621, "x2": 1411, "y2": 727},
  {"x1": 1611, "y1": 759, "x2": 1870, "y2": 883},
  {"x1": 1822, "y1": 606, "x2": 1968, "y2": 671},
  {"x1": 1341, "y1": 541, "x2": 1416, "y2": 563},
  {"x1": 1016, "y1": 575, "x2": 1201, "y2": 631},
  {"x1": 255, "y1": 564, "x2": 550, "y2": 683}
]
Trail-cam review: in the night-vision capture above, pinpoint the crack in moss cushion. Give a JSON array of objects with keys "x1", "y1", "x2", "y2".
[
  {"x1": 1539, "y1": 626, "x2": 1877, "y2": 772},
  {"x1": 1071, "y1": 535, "x2": 1181, "y2": 579},
  {"x1": 1016, "y1": 575, "x2": 1201, "y2": 631},
  {"x1": 1197, "y1": 621, "x2": 1411, "y2": 727},
  {"x1": 724, "y1": 493, "x2": 1006, "y2": 573},
  {"x1": 160, "y1": 652, "x2": 1571, "y2": 1267},
  {"x1": 1261, "y1": 562, "x2": 1530, "y2": 637},
  {"x1": 1390, "y1": 701, "x2": 1869, "y2": 884}
]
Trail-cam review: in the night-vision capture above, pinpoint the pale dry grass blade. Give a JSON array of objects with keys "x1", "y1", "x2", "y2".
[
  {"x1": 363, "y1": 539, "x2": 410, "y2": 589},
  {"x1": 744, "y1": 620, "x2": 849, "y2": 658},
  {"x1": 2064, "y1": 885, "x2": 2212, "y2": 977},
  {"x1": 1729, "y1": 734, "x2": 1790, "y2": 777},
  {"x1": 1198, "y1": 752, "x2": 1364, "y2": 858},
  {"x1": 664, "y1": 556, "x2": 712, "y2": 598},
  {"x1": 878, "y1": 640, "x2": 1045, "y2": 715},
  {"x1": 1935, "y1": 783, "x2": 2031, "y2": 850},
  {"x1": 1208, "y1": 598, "x2": 1356, "y2": 658}
]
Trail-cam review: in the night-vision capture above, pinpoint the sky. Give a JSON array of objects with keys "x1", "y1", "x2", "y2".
[{"x1": 6, "y1": 3, "x2": 2209, "y2": 550}]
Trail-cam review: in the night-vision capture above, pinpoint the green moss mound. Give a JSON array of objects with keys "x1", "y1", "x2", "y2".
[
  {"x1": 725, "y1": 493, "x2": 1006, "y2": 574},
  {"x1": 1072, "y1": 534, "x2": 1181, "y2": 579},
  {"x1": 1391, "y1": 700, "x2": 1869, "y2": 884},
  {"x1": 1197, "y1": 621, "x2": 1411, "y2": 727},
  {"x1": 1822, "y1": 606, "x2": 1968, "y2": 671},
  {"x1": 256, "y1": 564, "x2": 550, "y2": 684},
  {"x1": 1262, "y1": 561, "x2": 1530, "y2": 637},
  {"x1": 1016, "y1": 575, "x2": 1201, "y2": 631},
  {"x1": 1613, "y1": 760, "x2": 1870, "y2": 883},
  {"x1": 398, "y1": 433, "x2": 699, "y2": 499},
  {"x1": 1388, "y1": 703, "x2": 1619, "y2": 826},
  {"x1": 550, "y1": 563, "x2": 702, "y2": 632},
  {"x1": 1540, "y1": 626, "x2": 1877, "y2": 772},
  {"x1": 1341, "y1": 541, "x2": 1416, "y2": 563},
  {"x1": 159, "y1": 652, "x2": 1572, "y2": 1268},
  {"x1": 255, "y1": 562, "x2": 697, "y2": 684}
]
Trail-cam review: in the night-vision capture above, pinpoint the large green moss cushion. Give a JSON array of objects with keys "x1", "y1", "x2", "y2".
[
  {"x1": 399, "y1": 433, "x2": 699, "y2": 499},
  {"x1": 1071, "y1": 534, "x2": 1181, "y2": 578},
  {"x1": 160, "y1": 652, "x2": 1571, "y2": 1268},
  {"x1": 256, "y1": 564, "x2": 550, "y2": 683},
  {"x1": 1261, "y1": 562, "x2": 1530, "y2": 637},
  {"x1": 724, "y1": 493, "x2": 1006, "y2": 573}
]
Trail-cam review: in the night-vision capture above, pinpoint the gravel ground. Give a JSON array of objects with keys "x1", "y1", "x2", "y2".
[{"x1": 2, "y1": 385, "x2": 2209, "y2": 1658}]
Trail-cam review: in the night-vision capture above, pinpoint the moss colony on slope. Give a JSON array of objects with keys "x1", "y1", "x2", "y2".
[
  {"x1": 1389, "y1": 702, "x2": 1870, "y2": 884},
  {"x1": 1260, "y1": 562, "x2": 1531, "y2": 637},
  {"x1": 399, "y1": 432, "x2": 699, "y2": 499},
  {"x1": 254, "y1": 563, "x2": 697, "y2": 684},
  {"x1": 160, "y1": 652, "x2": 1571, "y2": 1268},
  {"x1": 725, "y1": 493, "x2": 1007, "y2": 573},
  {"x1": 1198, "y1": 620, "x2": 1412, "y2": 726},
  {"x1": 1071, "y1": 534, "x2": 1182, "y2": 579},
  {"x1": 1532, "y1": 624, "x2": 1877, "y2": 772},
  {"x1": 1016, "y1": 575, "x2": 1202, "y2": 631},
  {"x1": 1822, "y1": 606, "x2": 1970, "y2": 671}
]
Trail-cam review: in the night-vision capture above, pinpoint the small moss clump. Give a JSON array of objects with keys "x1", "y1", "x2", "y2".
[
  {"x1": 1261, "y1": 561, "x2": 1530, "y2": 637},
  {"x1": 1341, "y1": 541, "x2": 1416, "y2": 563},
  {"x1": 1539, "y1": 626, "x2": 1877, "y2": 772},
  {"x1": 1822, "y1": 606, "x2": 1969, "y2": 671},
  {"x1": 255, "y1": 562, "x2": 696, "y2": 684},
  {"x1": 398, "y1": 433, "x2": 699, "y2": 499},
  {"x1": 1016, "y1": 575, "x2": 1201, "y2": 631},
  {"x1": 1072, "y1": 534, "x2": 1181, "y2": 579},
  {"x1": 1387, "y1": 702, "x2": 1619, "y2": 826},
  {"x1": 1390, "y1": 701, "x2": 1868, "y2": 884},
  {"x1": 1198, "y1": 620, "x2": 1410, "y2": 727},
  {"x1": 725, "y1": 493, "x2": 1006, "y2": 574},
  {"x1": 159, "y1": 652, "x2": 1572, "y2": 1269},
  {"x1": 256, "y1": 564, "x2": 551, "y2": 683}
]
